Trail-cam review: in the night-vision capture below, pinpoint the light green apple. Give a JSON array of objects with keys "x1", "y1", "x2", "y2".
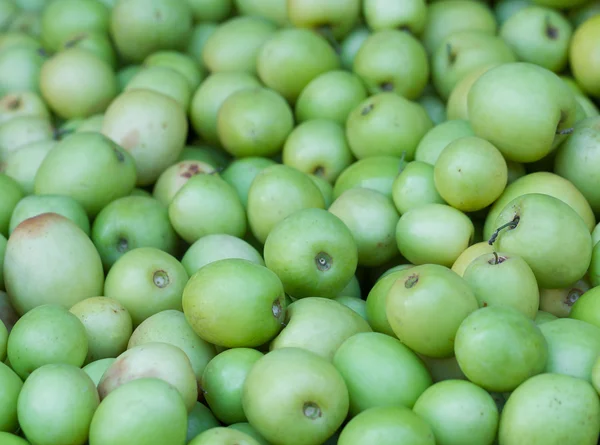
[
  {"x1": 0, "y1": 361, "x2": 22, "y2": 433},
  {"x1": 221, "y1": 157, "x2": 276, "y2": 208},
  {"x1": 82, "y1": 358, "x2": 116, "y2": 386},
  {"x1": 234, "y1": 0, "x2": 288, "y2": 26},
  {"x1": 414, "y1": 119, "x2": 474, "y2": 165},
  {"x1": 451, "y1": 241, "x2": 494, "y2": 277},
  {"x1": 494, "y1": 0, "x2": 533, "y2": 25},
  {"x1": 333, "y1": 155, "x2": 406, "y2": 200},
  {"x1": 365, "y1": 269, "x2": 407, "y2": 336},
  {"x1": 334, "y1": 295, "x2": 366, "y2": 320},
  {"x1": 0, "y1": 91, "x2": 49, "y2": 125},
  {"x1": 363, "y1": 0, "x2": 427, "y2": 34},
  {"x1": 0, "y1": 115, "x2": 53, "y2": 162},
  {"x1": 144, "y1": 50, "x2": 203, "y2": 90},
  {"x1": 339, "y1": 25, "x2": 369, "y2": 70},
  {"x1": 569, "y1": 287, "x2": 600, "y2": 328},
  {"x1": 287, "y1": 0, "x2": 360, "y2": 39},
  {"x1": 124, "y1": 65, "x2": 192, "y2": 109},
  {"x1": 186, "y1": 22, "x2": 217, "y2": 67},
  {"x1": 0, "y1": 45, "x2": 46, "y2": 96},
  {"x1": 392, "y1": 161, "x2": 445, "y2": 214},
  {"x1": 152, "y1": 160, "x2": 217, "y2": 207},
  {"x1": 186, "y1": 402, "x2": 221, "y2": 444},
  {"x1": 189, "y1": 427, "x2": 261, "y2": 445},
  {"x1": 446, "y1": 64, "x2": 499, "y2": 121}
]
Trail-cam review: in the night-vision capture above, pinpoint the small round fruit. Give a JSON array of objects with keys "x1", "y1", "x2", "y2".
[
  {"x1": 124, "y1": 65, "x2": 192, "y2": 109},
  {"x1": 333, "y1": 156, "x2": 406, "y2": 200},
  {"x1": 189, "y1": 427, "x2": 261, "y2": 445},
  {"x1": 450, "y1": 242, "x2": 495, "y2": 277},
  {"x1": 392, "y1": 161, "x2": 445, "y2": 214},
  {"x1": 82, "y1": 358, "x2": 115, "y2": 386},
  {"x1": 539, "y1": 278, "x2": 590, "y2": 318},
  {"x1": 414, "y1": 119, "x2": 474, "y2": 165},
  {"x1": 0, "y1": 361, "x2": 22, "y2": 433},
  {"x1": 569, "y1": 15, "x2": 600, "y2": 99}
]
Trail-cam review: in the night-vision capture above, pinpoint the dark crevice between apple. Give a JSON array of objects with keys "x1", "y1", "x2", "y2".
[
  {"x1": 315, "y1": 252, "x2": 332, "y2": 271},
  {"x1": 545, "y1": 16, "x2": 559, "y2": 40},
  {"x1": 555, "y1": 110, "x2": 573, "y2": 136},
  {"x1": 488, "y1": 215, "x2": 520, "y2": 245},
  {"x1": 303, "y1": 401, "x2": 322, "y2": 420},
  {"x1": 113, "y1": 148, "x2": 125, "y2": 162},
  {"x1": 446, "y1": 43, "x2": 457, "y2": 66},
  {"x1": 405, "y1": 273, "x2": 419, "y2": 288},
  {"x1": 153, "y1": 270, "x2": 170, "y2": 288},
  {"x1": 379, "y1": 82, "x2": 394, "y2": 92}
]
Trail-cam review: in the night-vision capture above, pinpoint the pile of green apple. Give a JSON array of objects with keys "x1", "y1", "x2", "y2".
[{"x1": 1, "y1": 0, "x2": 600, "y2": 444}]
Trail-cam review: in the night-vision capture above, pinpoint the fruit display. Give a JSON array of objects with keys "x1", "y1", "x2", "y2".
[{"x1": 1, "y1": 0, "x2": 600, "y2": 444}]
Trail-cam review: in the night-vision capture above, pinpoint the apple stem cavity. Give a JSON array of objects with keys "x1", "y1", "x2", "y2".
[
  {"x1": 566, "y1": 289, "x2": 583, "y2": 307},
  {"x1": 315, "y1": 252, "x2": 332, "y2": 271},
  {"x1": 446, "y1": 43, "x2": 457, "y2": 66},
  {"x1": 545, "y1": 16, "x2": 559, "y2": 40},
  {"x1": 488, "y1": 252, "x2": 507, "y2": 265},
  {"x1": 152, "y1": 270, "x2": 170, "y2": 288},
  {"x1": 303, "y1": 402, "x2": 322, "y2": 420},
  {"x1": 116, "y1": 237, "x2": 129, "y2": 253},
  {"x1": 488, "y1": 216, "x2": 520, "y2": 245}
]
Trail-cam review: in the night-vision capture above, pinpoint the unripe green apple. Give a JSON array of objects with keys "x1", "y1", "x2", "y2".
[
  {"x1": 58, "y1": 31, "x2": 117, "y2": 69},
  {"x1": 186, "y1": 402, "x2": 221, "y2": 443},
  {"x1": 569, "y1": 286, "x2": 600, "y2": 328},
  {"x1": 152, "y1": 160, "x2": 216, "y2": 207},
  {"x1": 82, "y1": 358, "x2": 115, "y2": 387},
  {"x1": 532, "y1": 0, "x2": 588, "y2": 9},
  {"x1": 0, "y1": 115, "x2": 53, "y2": 162},
  {"x1": 187, "y1": 0, "x2": 232, "y2": 22},
  {"x1": 145, "y1": 50, "x2": 203, "y2": 91},
  {"x1": 0, "y1": 361, "x2": 22, "y2": 433},
  {"x1": 446, "y1": 64, "x2": 498, "y2": 120},
  {"x1": 363, "y1": 0, "x2": 426, "y2": 34},
  {"x1": 178, "y1": 144, "x2": 230, "y2": 170},
  {"x1": 334, "y1": 295, "x2": 366, "y2": 320},
  {"x1": 414, "y1": 119, "x2": 474, "y2": 165},
  {"x1": 234, "y1": 0, "x2": 287, "y2": 27},
  {"x1": 392, "y1": 161, "x2": 445, "y2": 214},
  {"x1": 539, "y1": 277, "x2": 590, "y2": 318},
  {"x1": 353, "y1": 29, "x2": 429, "y2": 100},
  {"x1": 124, "y1": 65, "x2": 192, "y2": 109},
  {"x1": 0, "y1": 91, "x2": 49, "y2": 125},
  {"x1": 0, "y1": 45, "x2": 46, "y2": 96},
  {"x1": 451, "y1": 241, "x2": 495, "y2": 276},
  {"x1": 365, "y1": 269, "x2": 407, "y2": 336},
  {"x1": 190, "y1": 427, "x2": 261, "y2": 445},
  {"x1": 287, "y1": 0, "x2": 360, "y2": 39},
  {"x1": 221, "y1": 157, "x2": 276, "y2": 208},
  {"x1": 0, "y1": 234, "x2": 5, "y2": 292},
  {"x1": 417, "y1": 87, "x2": 447, "y2": 125},
  {"x1": 0, "y1": 174, "x2": 24, "y2": 237},
  {"x1": 339, "y1": 25, "x2": 369, "y2": 70},
  {"x1": 333, "y1": 155, "x2": 406, "y2": 200}
]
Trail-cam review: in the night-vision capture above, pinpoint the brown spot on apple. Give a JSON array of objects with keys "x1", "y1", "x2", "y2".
[{"x1": 120, "y1": 129, "x2": 140, "y2": 150}]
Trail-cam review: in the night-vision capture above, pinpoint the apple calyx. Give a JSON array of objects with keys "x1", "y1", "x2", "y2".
[
  {"x1": 404, "y1": 273, "x2": 419, "y2": 288},
  {"x1": 116, "y1": 236, "x2": 129, "y2": 253},
  {"x1": 315, "y1": 252, "x2": 333, "y2": 271},
  {"x1": 565, "y1": 288, "x2": 583, "y2": 307},
  {"x1": 303, "y1": 401, "x2": 322, "y2": 419},
  {"x1": 488, "y1": 215, "x2": 520, "y2": 245},
  {"x1": 312, "y1": 166, "x2": 325, "y2": 177},
  {"x1": 379, "y1": 82, "x2": 394, "y2": 92},
  {"x1": 152, "y1": 270, "x2": 170, "y2": 288},
  {"x1": 446, "y1": 43, "x2": 457, "y2": 66},
  {"x1": 544, "y1": 16, "x2": 559, "y2": 40}
]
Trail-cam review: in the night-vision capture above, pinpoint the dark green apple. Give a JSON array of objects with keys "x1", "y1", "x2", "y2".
[
  {"x1": 569, "y1": 287, "x2": 600, "y2": 328},
  {"x1": 339, "y1": 25, "x2": 369, "y2": 70},
  {"x1": 0, "y1": 91, "x2": 49, "y2": 125},
  {"x1": 295, "y1": 70, "x2": 368, "y2": 125},
  {"x1": 346, "y1": 92, "x2": 432, "y2": 160},
  {"x1": 202, "y1": 16, "x2": 276, "y2": 74},
  {"x1": 221, "y1": 156, "x2": 276, "y2": 208},
  {"x1": 0, "y1": 45, "x2": 46, "y2": 95},
  {"x1": 333, "y1": 155, "x2": 406, "y2": 200},
  {"x1": 495, "y1": 0, "x2": 533, "y2": 26},
  {"x1": 363, "y1": 0, "x2": 427, "y2": 34},
  {"x1": 256, "y1": 28, "x2": 340, "y2": 103},
  {"x1": 287, "y1": 0, "x2": 360, "y2": 39},
  {"x1": 414, "y1": 119, "x2": 474, "y2": 165},
  {"x1": 392, "y1": 161, "x2": 445, "y2": 214},
  {"x1": 0, "y1": 174, "x2": 23, "y2": 237},
  {"x1": 124, "y1": 66, "x2": 192, "y2": 109},
  {"x1": 144, "y1": 50, "x2": 204, "y2": 91},
  {"x1": 0, "y1": 361, "x2": 22, "y2": 434},
  {"x1": 353, "y1": 29, "x2": 429, "y2": 100}
]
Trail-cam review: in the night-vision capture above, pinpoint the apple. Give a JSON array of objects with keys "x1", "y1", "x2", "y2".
[
  {"x1": 455, "y1": 306, "x2": 548, "y2": 392},
  {"x1": 417, "y1": 87, "x2": 448, "y2": 125},
  {"x1": 4, "y1": 213, "x2": 104, "y2": 314},
  {"x1": 533, "y1": 0, "x2": 589, "y2": 9},
  {"x1": 91, "y1": 195, "x2": 179, "y2": 270},
  {"x1": 295, "y1": 70, "x2": 368, "y2": 125},
  {"x1": 386, "y1": 264, "x2": 479, "y2": 357},
  {"x1": 413, "y1": 380, "x2": 499, "y2": 445},
  {"x1": 99, "y1": 342, "x2": 198, "y2": 412},
  {"x1": 0, "y1": 45, "x2": 46, "y2": 96},
  {"x1": 102, "y1": 89, "x2": 188, "y2": 186},
  {"x1": 168, "y1": 173, "x2": 247, "y2": 244},
  {"x1": 500, "y1": 6, "x2": 573, "y2": 73},
  {"x1": 539, "y1": 277, "x2": 590, "y2": 317},
  {"x1": 7, "y1": 304, "x2": 88, "y2": 380},
  {"x1": 128, "y1": 309, "x2": 217, "y2": 383},
  {"x1": 333, "y1": 155, "x2": 406, "y2": 200},
  {"x1": 417, "y1": 355, "x2": 467, "y2": 383},
  {"x1": 498, "y1": 373, "x2": 600, "y2": 444},
  {"x1": 116, "y1": 64, "x2": 141, "y2": 92},
  {"x1": 0, "y1": 31, "x2": 40, "y2": 52},
  {"x1": 434, "y1": 136, "x2": 507, "y2": 212},
  {"x1": 187, "y1": 0, "x2": 232, "y2": 22},
  {"x1": 58, "y1": 31, "x2": 117, "y2": 69},
  {"x1": 463, "y1": 252, "x2": 540, "y2": 319},
  {"x1": 414, "y1": 119, "x2": 474, "y2": 165},
  {"x1": 89, "y1": 378, "x2": 188, "y2": 445},
  {"x1": 183, "y1": 258, "x2": 286, "y2": 348},
  {"x1": 395, "y1": 203, "x2": 474, "y2": 267},
  {"x1": 242, "y1": 348, "x2": 349, "y2": 445},
  {"x1": 247, "y1": 165, "x2": 325, "y2": 244},
  {"x1": 468, "y1": 62, "x2": 577, "y2": 163},
  {"x1": 256, "y1": 28, "x2": 340, "y2": 103},
  {"x1": 202, "y1": 16, "x2": 277, "y2": 74},
  {"x1": 201, "y1": 348, "x2": 264, "y2": 424},
  {"x1": 0, "y1": 115, "x2": 53, "y2": 162},
  {"x1": 432, "y1": 31, "x2": 516, "y2": 100},
  {"x1": 34, "y1": 132, "x2": 136, "y2": 217},
  {"x1": 391, "y1": 161, "x2": 445, "y2": 215},
  {"x1": 363, "y1": 0, "x2": 426, "y2": 34},
  {"x1": 217, "y1": 87, "x2": 294, "y2": 158},
  {"x1": 353, "y1": 30, "x2": 429, "y2": 100},
  {"x1": 346, "y1": 92, "x2": 433, "y2": 160},
  {"x1": 535, "y1": 310, "x2": 558, "y2": 325},
  {"x1": 270, "y1": 297, "x2": 371, "y2": 361},
  {"x1": 593, "y1": 357, "x2": 600, "y2": 395},
  {"x1": 309, "y1": 173, "x2": 334, "y2": 207},
  {"x1": 0, "y1": 319, "x2": 5, "y2": 359},
  {"x1": 0, "y1": 175, "x2": 23, "y2": 237},
  {"x1": 221, "y1": 157, "x2": 276, "y2": 208},
  {"x1": 69, "y1": 297, "x2": 132, "y2": 364},
  {"x1": 569, "y1": 287, "x2": 600, "y2": 328},
  {"x1": 490, "y1": 193, "x2": 592, "y2": 289},
  {"x1": 451, "y1": 241, "x2": 494, "y2": 276},
  {"x1": 0, "y1": 91, "x2": 49, "y2": 124},
  {"x1": 18, "y1": 364, "x2": 99, "y2": 445},
  {"x1": 339, "y1": 25, "x2": 369, "y2": 70},
  {"x1": 152, "y1": 160, "x2": 217, "y2": 207},
  {"x1": 365, "y1": 268, "x2": 406, "y2": 336},
  {"x1": 228, "y1": 423, "x2": 270, "y2": 445},
  {"x1": 337, "y1": 406, "x2": 435, "y2": 445},
  {"x1": 0, "y1": 361, "x2": 22, "y2": 433},
  {"x1": 445, "y1": 64, "x2": 499, "y2": 121},
  {"x1": 110, "y1": 0, "x2": 193, "y2": 63},
  {"x1": 124, "y1": 66, "x2": 192, "y2": 109},
  {"x1": 144, "y1": 50, "x2": 204, "y2": 91},
  {"x1": 77, "y1": 113, "x2": 105, "y2": 133},
  {"x1": 189, "y1": 427, "x2": 261, "y2": 445},
  {"x1": 178, "y1": 144, "x2": 231, "y2": 170},
  {"x1": 186, "y1": 402, "x2": 220, "y2": 443},
  {"x1": 0, "y1": 1, "x2": 17, "y2": 31},
  {"x1": 333, "y1": 295, "x2": 366, "y2": 319},
  {"x1": 494, "y1": 0, "x2": 534, "y2": 25},
  {"x1": 421, "y1": 0, "x2": 497, "y2": 54},
  {"x1": 82, "y1": 358, "x2": 116, "y2": 386}
]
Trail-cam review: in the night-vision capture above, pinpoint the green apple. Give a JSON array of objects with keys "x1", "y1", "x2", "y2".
[
  {"x1": 287, "y1": 0, "x2": 360, "y2": 39},
  {"x1": 329, "y1": 188, "x2": 399, "y2": 267},
  {"x1": 0, "y1": 290, "x2": 18, "y2": 332},
  {"x1": 0, "y1": 115, "x2": 53, "y2": 162},
  {"x1": 128, "y1": 309, "x2": 217, "y2": 383},
  {"x1": 110, "y1": 0, "x2": 192, "y2": 63},
  {"x1": 202, "y1": 16, "x2": 276, "y2": 74},
  {"x1": 247, "y1": 164, "x2": 325, "y2": 244},
  {"x1": 353, "y1": 30, "x2": 428, "y2": 100},
  {"x1": 189, "y1": 72, "x2": 261, "y2": 145},
  {"x1": 102, "y1": 89, "x2": 188, "y2": 186},
  {"x1": 99, "y1": 342, "x2": 198, "y2": 412},
  {"x1": 34, "y1": 132, "x2": 136, "y2": 217},
  {"x1": 264, "y1": 208, "x2": 358, "y2": 298},
  {"x1": 221, "y1": 157, "x2": 276, "y2": 208},
  {"x1": 392, "y1": 161, "x2": 445, "y2": 215},
  {"x1": 588, "y1": 242, "x2": 600, "y2": 287},
  {"x1": 116, "y1": 64, "x2": 141, "y2": 92},
  {"x1": 40, "y1": 0, "x2": 109, "y2": 52},
  {"x1": 333, "y1": 332, "x2": 432, "y2": 415},
  {"x1": 432, "y1": 31, "x2": 516, "y2": 100},
  {"x1": 59, "y1": 31, "x2": 117, "y2": 69},
  {"x1": 256, "y1": 28, "x2": 340, "y2": 103},
  {"x1": 338, "y1": 406, "x2": 435, "y2": 445},
  {"x1": 186, "y1": 402, "x2": 221, "y2": 443},
  {"x1": 413, "y1": 380, "x2": 499, "y2": 445},
  {"x1": 446, "y1": 64, "x2": 499, "y2": 121},
  {"x1": 152, "y1": 160, "x2": 217, "y2": 207},
  {"x1": 69, "y1": 297, "x2": 132, "y2": 364},
  {"x1": 82, "y1": 358, "x2": 116, "y2": 386},
  {"x1": 202, "y1": 348, "x2": 264, "y2": 424},
  {"x1": 463, "y1": 252, "x2": 539, "y2": 318},
  {"x1": 0, "y1": 361, "x2": 22, "y2": 433},
  {"x1": 270, "y1": 297, "x2": 371, "y2": 361},
  {"x1": 455, "y1": 306, "x2": 547, "y2": 392},
  {"x1": 414, "y1": 119, "x2": 474, "y2": 165},
  {"x1": 295, "y1": 70, "x2": 368, "y2": 125},
  {"x1": 189, "y1": 427, "x2": 261, "y2": 445},
  {"x1": 365, "y1": 268, "x2": 409, "y2": 336},
  {"x1": 535, "y1": 310, "x2": 558, "y2": 325},
  {"x1": 483, "y1": 172, "x2": 596, "y2": 239},
  {"x1": 242, "y1": 348, "x2": 349, "y2": 445},
  {"x1": 0, "y1": 0, "x2": 17, "y2": 31},
  {"x1": 468, "y1": 62, "x2": 577, "y2": 163},
  {"x1": 421, "y1": 0, "x2": 497, "y2": 54},
  {"x1": 228, "y1": 423, "x2": 270, "y2": 445},
  {"x1": 495, "y1": 0, "x2": 534, "y2": 25},
  {"x1": 339, "y1": 25, "x2": 369, "y2": 70},
  {"x1": 533, "y1": 0, "x2": 588, "y2": 9},
  {"x1": 187, "y1": 0, "x2": 232, "y2": 22},
  {"x1": 333, "y1": 296, "x2": 366, "y2": 320},
  {"x1": 570, "y1": 287, "x2": 600, "y2": 328},
  {"x1": 168, "y1": 173, "x2": 246, "y2": 244},
  {"x1": 569, "y1": 1, "x2": 600, "y2": 27},
  {"x1": 0, "y1": 175, "x2": 23, "y2": 237},
  {"x1": 338, "y1": 274, "x2": 361, "y2": 299},
  {"x1": 363, "y1": 0, "x2": 426, "y2": 34},
  {"x1": 7, "y1": 304, "x2": 88, "y2": 380},
  {"x1": 500, "y1": 6, "x2": 573, "y2": 73},
  {"x1": 104, "y1": 247, "x2": 188, "y2": 327},
  {"x1": 124, "y1": 66, "x2": 192, "y2": 109},
  {"x1": 346, "y1": 92, "x2": 433, "y2": 160},
  {"x1": 0, "y1": 45, "x2": 46, "y2": 96},
  {"x1": 0, "y1": 91, "x2": 49, "y2": 125},
  {"x1": 309, "y1": 174, "x2": 334, "y2": 208},
  {"x1": 506, "y1": 160, "x2": 526, "y2": 185},
  {"x1": 0, "y1": 31, "x2": 40, "y2": 52},
  {"x1": 333, "y1": 155, "x2": 406, "y2": 200},
  {"x1": 498, "y1": 373, "x2": 600, "y2": 444},
  {"x1": 539, "y1": 318, "x2": 600, "y2": 382},
  {"x1": 417, "y1": 87, "x2": 447, "y2": 125},
  {"x1": 89, "y1": 378, "x2": 188, "y2": 445},
  {"x1": 490, "y1": 193, "x2": 592, "y2": 289},
  {"x1": 593, "y1": 356, "x2": 600, "y2": 395},
  {"x1": 183, "y1": 258, "x2": 286, "y2": 348},
  {"x1": 450, "y1": 241, "x2": 495, "y2": 276},
  {"x1": 417, "y1": 355, "x2": 467, "y2": 383},
  {"x1": 217, "y1": 87, "x2": 294, "y2": 158},
  {"x1": 178, "y1": 144, "x2": 231, "y2": 170},
  {"x1": 434, "y1": 136, "x2": 507, "y2": 212},
  {"x1": 539, "y1": 277, "x2": 590, "y2": 317},
  {"x1": 91, "y1": 195, "x2": 179, "y2": 270},
  {"x1": 234, "y1": 0, "x2": 288, "y2": 26},
  {"x1": 4, "y1": 213, "x2": 104, "y2": 314},
  {"x1": 395, "y1": 203, "x2": 474, "y2": 267},
  {"x1": 144, "y1": 50, "x2": 204, "y2": 91},
  {"x1": 77, "y1": 113, "x2": 105, "y2": 133}
]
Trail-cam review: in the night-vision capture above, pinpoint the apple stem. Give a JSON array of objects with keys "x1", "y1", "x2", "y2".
[
  {"x1": 488, "y1": 216, "x2": 520, "y2": 245},
  {"x1": 492, "y1": 251, "x2": 499, "y2": 265}
]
